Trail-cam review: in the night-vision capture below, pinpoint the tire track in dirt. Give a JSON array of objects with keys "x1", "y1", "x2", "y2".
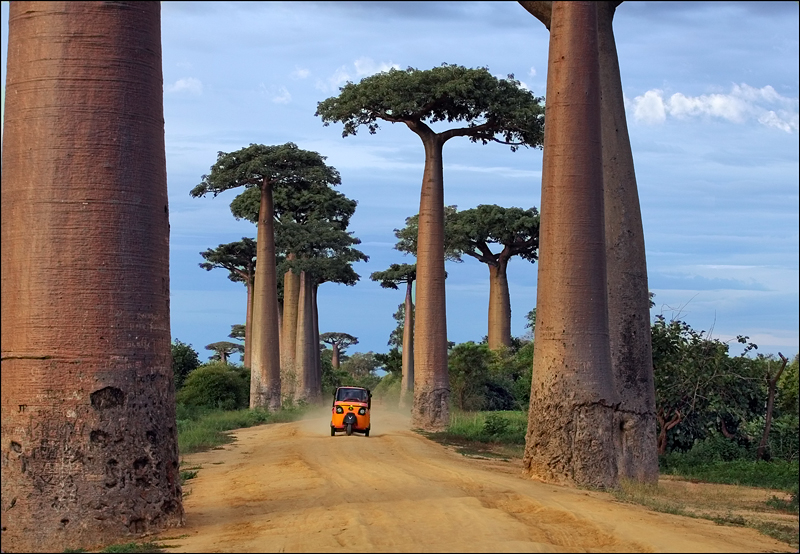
[{"x1": 156, "y1": 408, "x2": 794, "y2": 553}]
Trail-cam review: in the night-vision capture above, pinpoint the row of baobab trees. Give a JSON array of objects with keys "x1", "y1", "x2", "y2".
[{"x1": 1, "y1": 1, "x2": 658, "y2": 552}]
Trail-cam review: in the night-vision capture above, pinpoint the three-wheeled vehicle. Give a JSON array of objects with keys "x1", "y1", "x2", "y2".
[{"x1": 330, "y1": 386, "x2": 371, "y2": 437}]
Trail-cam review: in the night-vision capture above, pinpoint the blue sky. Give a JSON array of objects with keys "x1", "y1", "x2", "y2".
[{"x1": 2, "y1": 1, "x2": 798, "y2": 363}]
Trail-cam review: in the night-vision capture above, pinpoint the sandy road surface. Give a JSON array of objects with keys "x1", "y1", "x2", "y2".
[{"x1": 156, "y1": 407, "x2": 794, "y2": 553}]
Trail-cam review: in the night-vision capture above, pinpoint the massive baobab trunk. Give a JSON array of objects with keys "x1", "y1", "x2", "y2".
[
  {"x1": 411, "y1": 134, "x2": 450, "y2": 430},
  {"x1": 400, "y1": 280, "x2": 415, "y2": 409},
  {"x1": 294, "y1": 271, "x2": 315, "y2": 403},
  {"x1": 596, "y1": 1, "x2": 658, "y2": 483},
  {"x1": 0, "y1": 2, "x2": 184, "y2": 552},
  {"x1": 244, "y1": 280, "x2": 253, "y2": 368},
  {"x1": 249, "y1": 181, "x2": 282, "y2": 410},
  {"x1": 487, "y1": 259, "x2": 512, "y2": 350},
  {"x1": 311, "y1": 282, "x2": 322, "y2": 402},
  {"x1": 281, "y1": 259, "x2": 300, "y2": 390},
  {"x1": 523, "y1": 1, "x2": 620, "y2": 489}
]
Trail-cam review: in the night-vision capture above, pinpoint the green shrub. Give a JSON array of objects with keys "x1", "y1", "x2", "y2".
[
  {"x1": 372, "y1": 372, "x2": 401, "y2": 405},
  {"x1": 176, "y1": 362, "x2": 249, "y2": 410}
]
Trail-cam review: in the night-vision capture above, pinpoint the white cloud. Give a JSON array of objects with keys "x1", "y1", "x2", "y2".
[
  {"x1": 165, "y1": 77, "x2": 203, "y2": 95},
  {"x1": 271, "y1": 85, "x2": 292, "y2": 104},
  {"x1": 292, "y1": 66, "x2": 310, "y2": 79},
  {"x1": 316, "y1": 58, "x2": 400, "y2": 92},
  {"x1": 529, "y1": 67, "x2": 537, "y2": 78},
  {"x1": 353, "y1": 57, "x2": 400, "y2": 77},
  {"x1": 631, "y1": 83, "x2": 799, "y2": 132}
]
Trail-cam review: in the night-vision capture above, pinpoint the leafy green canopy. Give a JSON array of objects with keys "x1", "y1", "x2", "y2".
[
  {"x1": 199, "y1": 237, "x2": 257, "y2": 285},
  {"x1": 319, "y1": 332, "x2": 359, "y2": 351},
  {"x1": 394, "y1": 205, "x2": 462, "y2": 261},
  {"x1": 370, "y1": 263, "x2": 417, "y2": 289},
  {"x1": 190, "y1": 142, "x2": 341, "y2": 198},
  {"x1": 448, "y1": 205, "x2": 540, "y2": 264},
  {"x1": 316, "y1": 63, "x2": 545, "y2": 150}
]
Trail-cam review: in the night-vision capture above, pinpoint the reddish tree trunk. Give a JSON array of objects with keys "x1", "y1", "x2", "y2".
[
  {"x1": 596, "y1": 1, "x2": 659, "y2": 484},
  {"x1": 332, "y1": 342, "x2": 340, "y2": 369},
  {"x1": 249, "y1": 181, "x2": 282, "y2": 410},
  {"x1": 294, "y1": 271, "x2": 315, "y2": 403},
  {"x1": 281, "y1": 258, "x2": 300, "y2": 388},
  {"x1": 0, "y1": 3, "x2": 183, "y2": 551},
  {"x1": 523, "y1": 1, "x2": 620, "y2": 489},
  {"x1": 487, "y1": 259, "x2": 512, "y2": 350},
  {"x1": 400, "y1": 280, "x2": 415, "y2": 409},
  {"x1": 244, "y1": 280, "x2": 253, "y2": 368},
  {"x1": 410, "y1": 134, "x2": 450, "y2": 431},
  {"x1": 311, "y1": 282, "x2": 322, "y2": 403}
]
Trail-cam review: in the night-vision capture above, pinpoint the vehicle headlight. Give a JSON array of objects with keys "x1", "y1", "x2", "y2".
[
  {"x1": 335, "y1": 406, "x2": 344, "y2": 414},
  {"x1": 358, "y1": 407, "x2": 366, "y2": 415}
]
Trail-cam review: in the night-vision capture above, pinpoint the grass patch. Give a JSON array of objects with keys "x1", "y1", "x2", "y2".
[
  {"x1": 661, "y1": 458, "x2": 799, "y2": 493},
  {"x1": 176, "y1": 404, "x2": 308, "y2": 454}
]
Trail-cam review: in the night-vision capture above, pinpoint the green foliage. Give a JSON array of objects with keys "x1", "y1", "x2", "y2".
[
  {"x1": 374, "y1": 347, "x2": 402, "y2": 377},
  {"x1": 176, "y1": 362, "x2": 249, "y2": 411},
  {"x1": 191, "y1": 142, "x2": 340, "y2": 199},
  {"x1": 447, "y1": 410, "x2": 527, "y2": 445},
  {"x1": 340, "y1": 351, "x2": 382, "y2": 381},
  {"x1": 370, "y1": 263, "x2": 416, "y2": 289},
  {"x1": 387, "y1": 302, "x2": 412, "y2": 349},
  {"x1": 199, "y1": 237, "x2": 257, "y2": 287},
  {"x1": 661, "y1": 455, "x2": 799, "y2": 494},
  {"x1": 204, "y1": 341, "x2": 244, "y2": 364},
  {"x1": 394, "y1": 206, "x2": 462, "y2": 261},
  {"x1": 171, "y1": 339, "x2": 200, "y2": 390},
  {"x1": 447, "y1": 204, "x2": 540, "y2": 264},
  {"x1": 176, "y1": 405, "x2": 307, "y2": 455},
  {"x1": 372, "y1": 372, "x2": 401, "y2": 405},
  {"x1": 315, "y1": 63, "x2": 545, "y2": 151},
  {"x1": 229, "y1": 323, "x2": 246, "y2": 342},
  {"x1": 319, "y1": 332, "x2": 358, "y2": 353},
  {"x1": 651, "y1": 315, "x2": 766, "y2": 452},
  {"x1": 777, "y1": 353, "x2": 799, "y2": 416}
]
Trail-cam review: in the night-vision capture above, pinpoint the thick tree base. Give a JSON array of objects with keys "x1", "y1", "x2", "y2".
[
  {"x1": 523, "y1": 400, "x2": 619, "y2": 489},
  {"x1": 615, "y1": 411, "x2": 659, "y2": 484},
  {"x1": 411, "y1": 387, "x2": 450, "y2": 431}
]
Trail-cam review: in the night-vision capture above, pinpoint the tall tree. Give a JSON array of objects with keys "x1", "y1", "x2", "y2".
[
  {"x1": 230, "y1": 169, "x2": 349, "y2": 402},
  {"x1": 521, "y1": 1, "x2": 621, "y2": 489},
  {"x1": 317, "y1": 64, "x2": 544, "y2": 430},
  {"x1": 371, "y1": 264, "x2": 417, "y2": 408},
  {"x1": 191, "y1": 143, "x2": 339, "y2": 410},
  {"x1": 519, "y1": 0, "x2": 658, "y2": 484},
  {"x1": 205, "y1": 341, "x2": 245, "y2": 365},
  {"x1": 0, "y1": 3, "x2": 184, "y2": 551},
  {"x1": 199, "y1": 238, "x2": 257, "y2": 367},
  {"x1": 448, "y1": 205, "x2": 540, "y2": 350},
  {"x1": 320, "y1": 332, "x2": 359, "y2": 369}
]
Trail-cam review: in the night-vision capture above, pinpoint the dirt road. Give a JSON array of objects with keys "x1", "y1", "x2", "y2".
[{"x1": 156, "y1": 407, "x2": 794, "y2": 553}]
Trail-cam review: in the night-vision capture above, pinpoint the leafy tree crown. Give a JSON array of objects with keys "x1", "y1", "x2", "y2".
[{"x1": 316, "y1": 63, "x2": 545, "y2": 151}]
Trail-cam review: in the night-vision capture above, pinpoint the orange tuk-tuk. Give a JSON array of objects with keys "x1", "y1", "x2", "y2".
[{"x1": 330, "y1": 386, "x2": 371, "y2": 437}]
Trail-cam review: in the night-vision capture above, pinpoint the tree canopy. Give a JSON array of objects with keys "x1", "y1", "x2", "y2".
[
  {"x1": 199, "y1": 237, "x2": 257, "y2": 285},
  {"x1": 316, "y1": 63, "x2": 544, "y2": 149},
  {"x1": 393, "y1": 205, "x2": 462, "y2": 261},
  {"x1": 204, "y1": 341, "x2": 245, "y2": 365},
  {"x1": 191, "y1": 142, "x2": 340, "y2": 199},
  {"x1": 448, "y1": 205, "x2": 540, "y2": 265},
  {"x1": 369, "y1": 263, "x2": 417, "y2": 290},
  {"x1": 320, "y1": 332, "x2": 359, "y2": 353}
]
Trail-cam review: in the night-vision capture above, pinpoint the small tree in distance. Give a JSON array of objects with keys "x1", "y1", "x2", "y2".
[
  {"x1": 205, "y1": 341, "x2": 245, "y2": 365},
  {"x1": 320, "y1": 332, "x2": 359, "y2": 369}
]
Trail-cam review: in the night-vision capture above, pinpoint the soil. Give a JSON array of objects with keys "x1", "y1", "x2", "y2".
[{"x1": 155, "y1": 406, "x2": 796, "y2": 553}]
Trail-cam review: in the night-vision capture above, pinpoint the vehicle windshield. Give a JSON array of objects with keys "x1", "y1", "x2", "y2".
[{"x1": 336, "y1": 388, "x2": 368, "y2": 403}]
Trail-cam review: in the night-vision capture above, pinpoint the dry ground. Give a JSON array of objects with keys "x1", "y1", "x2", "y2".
[{"x1": 155, "y1": 407, "x2": 797, "y2": 553}]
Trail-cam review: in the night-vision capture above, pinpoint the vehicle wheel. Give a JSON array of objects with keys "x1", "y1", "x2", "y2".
[
  {"x1": 330, "y1": 427, "x2": 336, "y2": 436},
  {"x1": 364, "y1": 428, "x2": 370, "y2": 437},
  {"x1": 346, "y1": 423, "x2": 353, "y2": 436}
]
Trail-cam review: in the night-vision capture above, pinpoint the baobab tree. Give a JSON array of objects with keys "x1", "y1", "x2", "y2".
[
  {"x1": 448, "y1": 205, "x2": 540, "y2": 350},
  {"x1": 370, "y1": 263, "x2": 417, "y2": 408},
  {"x1": 191, "y1": 143, "x2": 339, "y2": 410},
  {"x1": 205, "y1": 341, "x2": 245, "y2": 365},
  {"x1": 199, "y1": 238, "x2": 257, "y2": 367},
  {"x1": 319, "y1": 332, "x2": 359, "y2": 369},
  {"x1": 521, "y1": 0, "x2": 621, "y2": 489},
  {"x1": 317, "y1": 65, "x2": 545, "y2": 430},
  {"x1": 230, "y1": 166, "x2": 350, "y2": 401},
  {"x1": 519, "y1": 0, "x2": 658, "y2": 484},
  {"x1": 1, "y1": 2, "x2": 183, "y2": 551}
]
